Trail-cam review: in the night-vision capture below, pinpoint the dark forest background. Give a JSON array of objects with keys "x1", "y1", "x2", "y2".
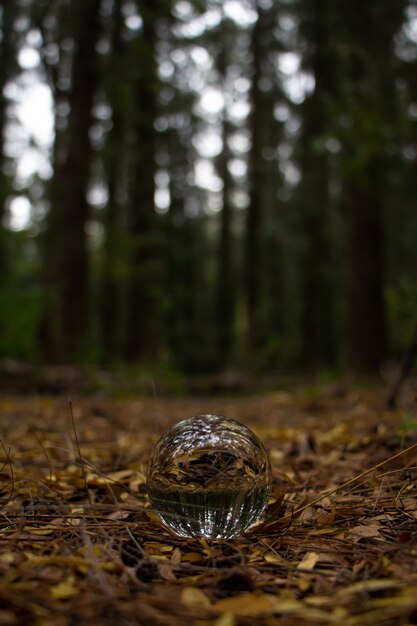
[{"x1": 0, "y1": 0, "x2": 417, "y2": 380}]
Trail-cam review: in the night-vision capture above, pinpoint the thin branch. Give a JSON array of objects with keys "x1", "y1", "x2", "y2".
[
  {"x1": 0, "y1": 439, "x2": 14, "y2": 504},
  {"x1": 69, "y1": 397, "x2": 93, "y2": 507},
  {"x1": 28, "y1": 426, "x2": 54, "y2": 483}
]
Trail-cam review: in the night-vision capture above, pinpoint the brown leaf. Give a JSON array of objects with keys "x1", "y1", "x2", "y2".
[{"x1": 350, "y1": 524, "x2": 382, "y2": 540}]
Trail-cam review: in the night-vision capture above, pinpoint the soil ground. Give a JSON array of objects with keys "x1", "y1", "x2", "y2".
[{"x1": 0, "y1": 382, "x2": 416, "y2": 625}]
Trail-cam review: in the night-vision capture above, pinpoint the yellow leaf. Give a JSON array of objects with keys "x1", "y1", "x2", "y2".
[
  {"x1": 182, "y1": 552, "x2": 205, "y2": 563},
  {"x1": 244, "y1": 465, "x2": 256, "y2": 477},
  {"x1": 214, "y1": 611, "x2": 236, "y2": 626},
  {"x1": 181, "y1": 587, "x2": 211, "y2": 609},
  {"x1": 381, "y1": 555, "x2": 391, "y2": 570},
  {"x1": 297, "y1": 552, "x2": 319, "y2": 571},
  {"x1": 213, "y1": 592, "x2": 277, "y2": 616},
  {"x1": 247, "y1": 549, "x2": 263, "y2": 562},
  {"x1": 305, "y1": 596, "x2": 333, "y2": 608},
  {"x1": 101, "y1": 562, "x2": 117, "y2": 573},
  {"x1": 50, "y1": 576, "x2": 79, "y2": 600},
  {"x1": 199, "y1": 539, "x2": 211, "y2": 553},
  {"x1": 332, "y1": 607, "x2": 348, "y2": 619},
  {"x1": 338, "y1": 579, "x2": 401, "y2": 596},
  {"x1": 144, "y1": 542, "x2": 173, "y2": 554},
  {"x1": 175, "y1": 573, "x2": 207, "y2": 585},
  {"x1": 0, "y1": 552, "x2": 14, "y2": 564},
  {"x1": 298, "y1": 575, "x2": 312, "y2": 592},
  {"x1": 270, "y1": 449, "x2": 285, "y2": 462},
  {"x1": 264, "y1": 553, "x2": 286, "y2": 565},
  {"x1": 24, "y1": 554, "x2": 90, "y2": 574},
  {"x1": 157, "y1": 544, "x2": 173, "y2": 552}
]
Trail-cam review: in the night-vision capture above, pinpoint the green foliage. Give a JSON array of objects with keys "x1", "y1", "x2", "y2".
[
  {"x1": 386, "y1": 279, "x2": 417, "y2": 358},
  {"x1": 399, "y1": 413, "x2": 417, "y2": 435},
  {"x1": 0, "y1": 233, "x2": 41, "y2": 360}
]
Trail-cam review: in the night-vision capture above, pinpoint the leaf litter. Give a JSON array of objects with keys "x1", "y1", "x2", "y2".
[{"x1": 0, "y1": 385, "x2": 416, "y2": 625}]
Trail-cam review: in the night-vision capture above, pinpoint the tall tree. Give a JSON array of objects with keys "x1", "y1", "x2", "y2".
[
  {"x1": 0, "y1": 1, "x2": 16, "y2": 274},
  {"x1": 297, "y1": 0, "x2": 337, "y2": 371},
  {"x1": 100, "y1": 0, "x2": 128, "y2": 362},
  {"x1": 342, "y1": 0, "x2": 406, "y2": 372},
  {"x1": 124, "y1": 0, "x2": 163, "y2": 361},
  {"x1": 40, "y1": 0, "x2": 102, "y2": 361},
  {"x1": 214, "y1": 21, "x2": 237, "y2": 367},
  {"x1": 157, "y1": 2, "x2": 216, "y2": 373},
  {"x1": 245, "y1": 0, "x2": 277, "y2": 357}
]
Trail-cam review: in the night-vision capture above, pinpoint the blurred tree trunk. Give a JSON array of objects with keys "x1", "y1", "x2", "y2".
[
  {"x1": 125, "y1": 0, "x2": 161, "y2": 361},
  {"x1": 40, "y1": 0, "x2": 101, "y2": 362},
  {"x1": 244, "y1": 0, "x2": 283, "y2": 366},
  {"x1": 346, "y1": 178, "x2": 386, "y2": 372},
  {"x1": 0, "y1": 1, "x2": 15, "y2": 274},
  {"x1": 245, "y1": 1, "x2": 270, "y2": 356},
  {"x1": 216, "y1": 125, "x2": 234, "y2": 365},
  {"x1": 259, "y1": 50, "x2": 284, "y2": 366},
  {"x1": 215, "y1": 45, "x2": 235, "y2": 366},
  {"x1": 163, "y1": 108, "x2": 215, "y2": 371},
  {"x1": 344, "y1": 0, "x2": 389, "y2": 373},
  {"x1": 100, "y1": 0, "x2": 126, "y2": 363},
  {"x1": 299, "y1": 0, "x2": 335, "y2": 372}
]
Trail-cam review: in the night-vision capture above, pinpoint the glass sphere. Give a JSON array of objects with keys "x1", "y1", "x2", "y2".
[{"x1": 147, "y1": 414, "x2": 271, "y2": 539}]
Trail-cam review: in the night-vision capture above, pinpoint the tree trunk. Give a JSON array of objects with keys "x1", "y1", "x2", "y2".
[
  {"x1": 40, "y1": 0, "x2": 101, "y2": 362},
  {"x1": 216, "y1": 137, "x2": 234, "y2": 365},
  {"x1": 347, "y1": 182, "x2": 386, "y2": 371},
  {"x1": 0, "y1": 1, "x2": 15, "y2": 274},
  {"x1": 245, "y1": 2, "x2": 268, "y2": 356},
  {"x1": 100, "y1": 0, "x2": 125, "y2": 363},
  {"x1": 215, "y1": 47, "x2": 235, "y2": 366},
  {"x1": 125, "y1": 0, "x2": 160, "y2": 361},
  {"x1": 345, "y1": 0, "x2": 387, "y2": 372},
  {"x1": 299, "y1": 0, "x2": 334, "y2": 372}
]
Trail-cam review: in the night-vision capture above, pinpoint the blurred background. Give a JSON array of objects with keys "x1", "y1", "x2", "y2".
[{"x1": 0, "y1": 0, "x2": 416, "y2": 384}]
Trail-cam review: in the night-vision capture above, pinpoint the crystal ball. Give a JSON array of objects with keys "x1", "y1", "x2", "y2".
[{"x1": 146, "y1": 414, "x2": 271, "y2": 539}]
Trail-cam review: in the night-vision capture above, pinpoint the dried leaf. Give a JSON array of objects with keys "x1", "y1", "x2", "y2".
[
  {"x1": 298, "y1": 575, "x2": 312, "y2": 592},
  {"x1": 213, "y1": 611, "x2": 236, "y2": 626},
  {"x1": 181, "y1": 587, "x2": 211, "y2": 609},
  {"x1": 338, "y1": 579, "x2": 402, "y2": 596},
  {"x1": 297, "y1": 551, "x2": 319, "y2": 571},
  {"x1": 350, "y1": 524, "x2": 381, "y2": 540},
  {"x1": 182, "y1": 552, "x2": 205, "y2": 563},
  {"x1": 264, "y1": 553, "x2": 287, "y2": 565},
  {"x1": 171, "y1": 547, "x2": 182, "y2": 565},
  {"x1": 157, "y1": 562, "x2": 176, "y2": 581},
  {"x1": 213, "y1": 592, "x2": 277, "y2": 616},
  {"x1": 50, "y1": 576, "x2": 79, "y2": 600},
  {"x1": 0, "y1": 552, "x2": 14, "y2": 564}
]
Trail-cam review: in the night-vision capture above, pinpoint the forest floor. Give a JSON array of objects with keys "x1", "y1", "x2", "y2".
[{"x1": 0, "y1": 382, "x2": 416, "y2": 626}]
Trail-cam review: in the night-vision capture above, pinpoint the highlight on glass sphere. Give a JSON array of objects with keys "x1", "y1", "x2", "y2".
[{"x1": 146, "y1": 414, "x2": 272, "y2": 539}]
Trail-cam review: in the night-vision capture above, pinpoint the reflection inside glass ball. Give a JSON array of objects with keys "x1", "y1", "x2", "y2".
[{"x1": 146, "y1": 414, "x2": 271, "y2": 539}]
